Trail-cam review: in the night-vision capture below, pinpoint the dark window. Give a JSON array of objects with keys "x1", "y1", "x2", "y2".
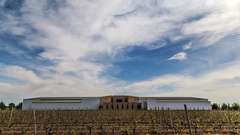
[{"x1": 116, "y1": 99, "x2": 122, "y2": 102}]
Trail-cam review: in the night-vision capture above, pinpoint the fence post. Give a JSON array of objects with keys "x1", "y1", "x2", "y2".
[
  {"x1": 78, "y1": 107, "x2": 80, "y2": 117},
  {"x1": 158, "y1": 107, "x2": 162, "y2": 126},
  {"x1": 57, "y1": 108, "x2": 60, "y2": 134},
  {"x1": 162, "y1": 107, "x2": 169, "y2": 135},
  {"x1": 227, "y1": 104, "x2": 235, "y2": 132},
  {"x1": 197, "y1": 108, "x2": 200, "y2": 118},
  {"x1": 184, "y1": 104, "x2": 192, "y2": 135},
  {"x1": 193, "y1": 108, "x2": 196, "y2": 119},
  {"x1": 8, "y1": 107, "x2": 13, "y2": 128},
  {"x1": 28, "y1": 108, "x2": 32, "y2": 124},
  {"x1": 168, "y1": 108, "x2": 174, "y2": 135},
  {"x1": 209, "y1": 108, "x2": 211, "y2": 119},
  {"x1": 217, "y1": 108, "x2": 220, "y2": 119},
  {"x1": 203, "y1": 108, "x2": 205, "y2": 119},
  {"x1": 44, "y1": 107, "x2": 46, "y2": 120},
  {"x1": 33, "y1": 108, "x2": 36, "y2": 135}
]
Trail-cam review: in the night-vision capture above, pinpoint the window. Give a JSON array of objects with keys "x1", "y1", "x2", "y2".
[{"x1": 116, "y1": 99, "x2": 122, "y2": 102}]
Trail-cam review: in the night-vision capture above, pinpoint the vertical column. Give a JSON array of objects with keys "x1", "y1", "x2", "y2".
[
  {"x1": 118, "y1": 103, "x2": 122, "y2": 110},
  {"x1": 113, "y1": 103, "x2": 117, "y2": 110},
  {"x1": 103, "y1": 103, "x2": 107, "y2": 110},
  {"x1": 128, "y1": 103, "x2": 132, "y2": 110},
  {"x1": 123, "y1": 103, "x2": 127, "y2": 110},
  {"x1": 108, "y1": 103, "x2": 112, "y2": 110},
  {"x1": 133, "y1": 103, "x2": 138, "y2": 110}
]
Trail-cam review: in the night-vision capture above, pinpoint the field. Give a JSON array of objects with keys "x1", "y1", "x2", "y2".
[{"x1": 0, "y1": 108, "x2": 239, "y2": 135}]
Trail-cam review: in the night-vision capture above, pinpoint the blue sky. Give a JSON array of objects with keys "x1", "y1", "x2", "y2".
[{"x1": 0, "y1": 0, "x2": 240, "y2": 105}]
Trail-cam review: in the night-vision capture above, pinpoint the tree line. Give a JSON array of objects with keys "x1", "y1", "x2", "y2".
[
  {"x1": 212, "y1": 102, "x2": 240, "y2": 110},
  {"x1": 0, "y1": 101, "x2": 22, "y2": 110}
]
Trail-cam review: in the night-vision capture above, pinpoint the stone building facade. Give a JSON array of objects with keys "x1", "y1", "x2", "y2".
[{"x1": 99, "y1": 95, "x2": 141, "y2": 110}]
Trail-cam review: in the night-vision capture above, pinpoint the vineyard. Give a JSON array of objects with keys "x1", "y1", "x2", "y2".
[{"x1": 0, "y1": 108, "x2": 239, "y2": 135}]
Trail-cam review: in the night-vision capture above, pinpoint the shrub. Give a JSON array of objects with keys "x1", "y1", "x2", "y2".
[
  {"x1": 231, "y1": 103, "x2": 240, "y2": 110},
  {"x1": 9, "y1": 103, "x2": 15, "y2": 109},
  {"x1": 221, "y1": 103, "x2": 228, "y2": 110},
  {"x1": 16, "y1": 102, "x2": 23, "y2": 110},
  {"x1": 0, "y1": 101, "x2": 6, "y2": 110},
  {"x1": 212, "y1": 103, "x2": 219, "y2": 110}
]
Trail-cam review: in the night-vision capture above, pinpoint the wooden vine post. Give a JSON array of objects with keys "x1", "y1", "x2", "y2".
[
  {"x1": 27, "y1": 108, "x2": 32, "y2": 124},
  {"x1": 168, "y1": 108, "x2": 174, "y2": 135},
  {"x1": 184, "y1": 104, "x2": 192, "y2": 135},
  {"x1": 158, "y1": 107, "x2": 162, "y2": 126},
  {"x1": 8, "y1": 107, "x2": 13, "y2": 128},
  {"x1": 193, "y1": 108, "x2": 197, "y2": 119},
  {"x1": 197, "y1": 108, "x2": 200, "y2": 118},
  {"x1": 155, "y1": 107, "x2": 158, "y2": 122},
  {"x1": 78, "y1": 107, "x2": 80, "y2": 117},
  {"x1": 155, "y1": 107, "x2": 157, "y2": 117},
  {"x1": 57, "y1": 108, "x2": 60, "y2": 134},
  {"x1": 209, "y1": 108, "x2": 211, "y2": 119},
  {"x1": 162, "y1": 107, "x2": 169, "y2": 135},
  {"x1": 227, "y1": 103, "x2": 235, "y2": 133},
  {"x1": 44, "y1": 107, "x2": 46, "y2": 120},
  {"x1": 217, "y1": 108, "x2": 220, "y2": 119},
  {"x1": 33, "y1": 108, "x2": 36, "y2": 135}
]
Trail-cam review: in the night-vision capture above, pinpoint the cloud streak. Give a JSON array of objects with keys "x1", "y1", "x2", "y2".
[
  {"x1": 0, "y1": 0, "x2": 240, "y2": 104},
  {"x1": 122, "y1": 62, "x2": 240, "y2": 104},
  {"x1": 168, "y1": 52, "x2": 187, "y2": 61},
  {"x1": 183, "y1": 42, "x2": 192, "y2": 50}
]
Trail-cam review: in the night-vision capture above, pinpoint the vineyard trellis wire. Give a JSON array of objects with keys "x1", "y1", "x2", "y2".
[{"x1": 0, "y1": 105, "x2": 239, "y2": 135}]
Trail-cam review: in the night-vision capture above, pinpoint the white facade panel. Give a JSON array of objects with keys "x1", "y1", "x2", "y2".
[
  {"x1": 147, "y1": 98, "x2": 211, "y2": 110},
  {"x1": 23, "y1": 96, "x2": 212, "y2": 110},
  {"x1": 23, "y1": 97, "x2": 99, "y2": 110},
  {"x1": 22, "y1": 99, "x2": 41, "y2": 110}
]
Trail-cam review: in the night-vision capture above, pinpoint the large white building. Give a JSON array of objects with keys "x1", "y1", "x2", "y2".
[{"x1": 22, "y1": 95, "x2": 211, "y2": 110}]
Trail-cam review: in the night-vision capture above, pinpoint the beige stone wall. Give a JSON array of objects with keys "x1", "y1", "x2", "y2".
[
  {"x1": 133, "y1": 103, "x2": 138, "y2": 110},
  {"x1": 118, "y1": 103, "x2": 122, "y2": 110},
  {"x1": 103, "y1": 103, "x2": 107, "y2": 110},
  {"x1": 99, "y1": 95, "x2": 141, "y2": 110},
  {"x1": 128, "y1": 96, "x2": 139, "y2": 103},
  {"x1": 123, "y1": 103, "x2": 128, "y2": 110},
  {"x1": 99, "y1": 96, "x2": 112, "y2": 105},
  {"x1": 128, "y1": 103, "x2": 132, "y2": 110},
  {"x1": 113, "y1": 103, "x2": 117, "y2": 110},
  {"x1": 107, "y1": 103, "x2": 112, "y2": 110},
  {"x1": 112, "y1": 96, "x2": 126, "y2": 102}
]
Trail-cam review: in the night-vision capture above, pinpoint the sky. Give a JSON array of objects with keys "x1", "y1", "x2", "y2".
[{"x1": 0, "y1": 0, "x2": 240, "y2": 105}]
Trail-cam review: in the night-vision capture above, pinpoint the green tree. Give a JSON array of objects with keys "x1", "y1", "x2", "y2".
[
  {"x1": 16, "y1": 102, "x2": 23, "y2": 110},
  {"x1": 212, "y1": 103, "x2": 219, "y2": 110},
  {"x1": 8, "y1": 103, "x2": 15, "y2": 109},
  {"x1": 231, "y1": 103, "x2": 240, "y2": 110},
  {"x1": 221, "y1": 103, "x2": 228, "y2": 110},
  {"x1": 0, "y1": 101, "x2": 7, "y2": 110}
]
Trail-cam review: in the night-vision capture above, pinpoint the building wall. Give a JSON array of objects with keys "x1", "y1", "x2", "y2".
[
  {"x1": 147, "y1": 98, "x2": 211, "y2": 110},
  {"x1": 128, "y1": 96, "x2": 139, "y2": 103},
  {"x1": 141, "y1": 101, "x2": 147, "y2": 110},
  {"x1": 23, "y1": 96, "x2": 211, "y2": 110},
  {"x1": 113, "y1": 96, "x2": 126, "y2": 102},
  {"x1": 22, "y1": 99, "x2": 41, "y2": 110},
  {"x1": 23, "y1": 97, "x2": 99, "y2": 110},
  {"x1": 99, "y1": 96, "x2": 112, "y2": 104}
]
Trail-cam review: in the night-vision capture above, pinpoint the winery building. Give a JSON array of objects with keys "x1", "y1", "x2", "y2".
[{"x1": 22, "y1": 95, "x2": 211, "y2": 110}]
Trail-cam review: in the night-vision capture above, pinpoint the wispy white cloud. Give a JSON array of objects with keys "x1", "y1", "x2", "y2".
[
  {"x1": 181, "y1": 0, "x2": 240, "y2": 46},
  {"x1": 0, "y1": 64, "x2": 43, "y2": 85},
  {"x1": 183, "y1": 42, "x2": 192, "y2": 50},
  {"x1": 0, "y1": 0, "x2": 240, "y2": 104},
  {"x1": 122, "y1": 62, "x2": 240, "y2": 104},
  {"x1": 0, "y1": 64, "x2": 123, "y2": 102},
  {"x1": 168, "y1": 52, "x2": 187, "y2": 60}
]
